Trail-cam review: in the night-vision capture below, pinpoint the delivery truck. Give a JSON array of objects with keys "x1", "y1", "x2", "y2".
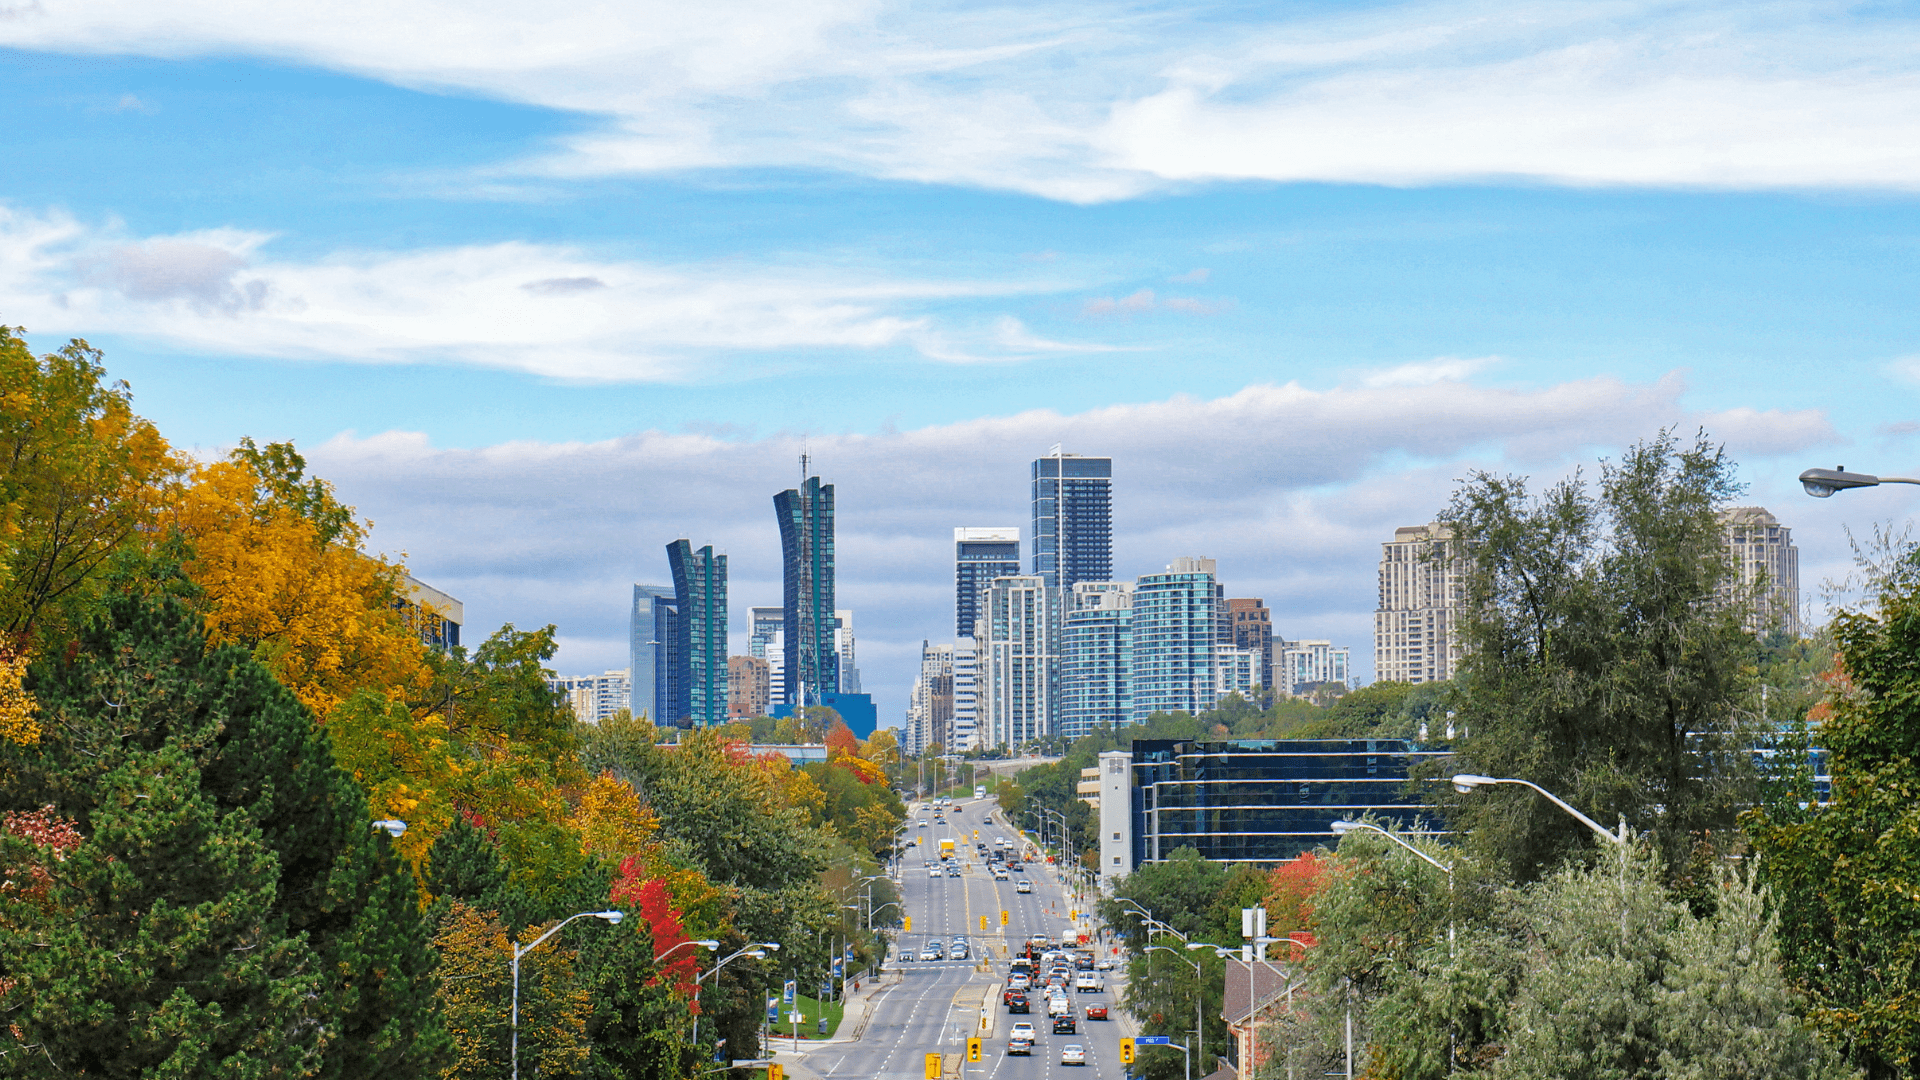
[{"x1": 939, "y1": 837, "x2": 956, "y2": 860}]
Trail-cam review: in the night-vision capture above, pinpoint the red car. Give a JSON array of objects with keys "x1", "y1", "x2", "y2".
[{"x1": 1084, "y1": 1004, "x2": 1108, "y2": 1021}]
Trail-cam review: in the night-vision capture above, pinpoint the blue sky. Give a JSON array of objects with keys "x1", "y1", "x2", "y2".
[{"x1": 3, "y1": 0, "x2": 1918, "y2": 719}]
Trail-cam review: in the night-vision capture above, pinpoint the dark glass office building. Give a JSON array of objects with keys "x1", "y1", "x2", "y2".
[
  {"x1": 1031, "y1": 449, "x2": 1112, "y2": 590},
  {"x1": 955, "y1": 527, "x2": 1020, "y2": 637},
  {"x1": 1124, "y1": 739, "x2": 1450, "y2": 865},
  {"x1": 775, "y1": 474, "x2": 837, "y2": 707},
  {"x1": 667, "y1": 539, "x2": 728, "y2": 727}
]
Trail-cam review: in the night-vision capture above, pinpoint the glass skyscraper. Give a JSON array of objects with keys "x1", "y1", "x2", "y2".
[
  {"x1": 667, "y1": 539, "x2": 728, "y2": 727},
  {"x1": 774, "y1": 472, "x2": 837, "y2": 707},
  {"x1": 955, "y1": 527, "x2": 1020, "y2": 637},
  {"x1": 1129, "y1": 558, "x2": 1218, "y2": 724},
  {"x1": 630, "y1": 583, "x2": 675, "y2": 725},
  {"x1": 1030, "y1": 448, "x2": 1112, "y2": 590},
  {"x1": 1058, "y1": 582, "x2": 1133, "y2": 740}
]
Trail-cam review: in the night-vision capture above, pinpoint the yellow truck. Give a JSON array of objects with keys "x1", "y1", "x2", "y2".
[{"x1": 939, "y1": 838, "x2": 956, "y2": 860}]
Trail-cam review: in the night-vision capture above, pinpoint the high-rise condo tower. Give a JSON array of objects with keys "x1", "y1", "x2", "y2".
[
  {"x1": 774, "y1": 467, "x2": 837, "y2": 707},
  {"x1": 1030, "y1": 447, "x2": 1112, "y2": 590}
]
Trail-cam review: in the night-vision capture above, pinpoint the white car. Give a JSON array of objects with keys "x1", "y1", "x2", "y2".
[
  {"x1": 1094, "y1": 956, "x2": 1114, "y2": 971},
  {"x1": 1009, "y1": 1022, "x2": 1036, "y2": 1041},
  {"x1": 928, "y1": 866, "x2": 942, "y2": 878},
  {"x1": 1074, "y1": 973, "x2": 1102, "y2": 993},
  {"x1": 1015, "y1": 880, "x2": 1033, "y2": 893},
  {"x1": 918, "y1": 819, "x2": 929, "y2": 827},
  {"x1": 1061, "y1": 1045, "x2": 1086, "y2": 1066}
]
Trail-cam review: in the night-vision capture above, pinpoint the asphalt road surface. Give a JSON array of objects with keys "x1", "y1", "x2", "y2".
[{"x1": 801, "y1": 796, "x2": 1131, "y2": 1080}]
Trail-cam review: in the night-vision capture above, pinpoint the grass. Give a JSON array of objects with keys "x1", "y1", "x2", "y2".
[{"x1": 769, "y1": 993, "x2": 846, "y2": 1040}]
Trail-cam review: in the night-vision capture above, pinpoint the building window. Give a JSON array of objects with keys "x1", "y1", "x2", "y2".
[{"x1": 1113, "y1": 832, "x2": 1121, "y2": 840}]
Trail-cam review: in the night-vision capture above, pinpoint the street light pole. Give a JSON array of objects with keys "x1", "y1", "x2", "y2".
[
  {"x1": 690, "y1": 943, "x2": 781, "y2": 1052},
  {"x1": 512, "y1": 910, "x2": 625, "y2": 1080},
  {"x1": 1453, "y1": 773, "x2": 1629, "y2": 944},
  {"x1": 1145, "y1": 944, "x2": 1203, "y2": 1080}
]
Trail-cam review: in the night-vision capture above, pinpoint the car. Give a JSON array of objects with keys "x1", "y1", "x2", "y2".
[
  {"x1": 992, "y1": 867, "x2": 1009, "y2": 880},
  {"x1": 1015, "y1": 880, "x2": 1033, "y2": 893},
  {"x1": 951, "y1": 944, "x2": 970, "y2": 960},
  {"x1": 1007, "y1": 973, "x2": 1031, "y2": 990},
  {"x1": 928, "y1": 866, "x2": 942, "y2": 878},
  {"x1": 1094, "y1": 956, "x2": 1114, "y2": 971},
  {"x1": 1006, "y1": 992, "x2": 1029, "y2": 1013},
  {"x1": 1006, "y1": 1038, "x2": 1032, "y2": 1056},
  {"x1": 1052, "y1": 1015, "x2": 1077, "y2": 1034},
  {"x1": 918, "y1": 819, "x2": 929, "y2": 827},
  {"x1": 1084, "y1": 1003, "x2": 1108, "y2": 1021},
  {"x1": 1061, "y1": 1044, "x2": 1086, "y2": 1065},
  {"x1": 946, "y1": 864, "x2": 962, "y2": 877},
  {"x1": 1075, "y1": 954, "x2": 1095, "y2": 971},
  {"x1": 920, "y1": 943, "x2": 943, "y2": 960},
  {"x1": 1010, "y1": 1022, "x2": 1035, "y2": 1041},
  {"x1": 1075, "y1": 973, "x2": 1102, "y2": 993}
]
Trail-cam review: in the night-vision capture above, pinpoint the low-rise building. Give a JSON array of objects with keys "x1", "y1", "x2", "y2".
[{"x1": 1098, "y1": 739, "x2": 1448, "y2": 886}]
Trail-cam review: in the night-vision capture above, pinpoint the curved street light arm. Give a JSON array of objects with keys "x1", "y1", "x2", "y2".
[
  {"x1": 1453, "y1": 774, "x2": 1622, "y2": 845},
  {"x1": 515, "y1": 910, "x2": 624, "y2": 960},
  {"x1": 1330, "y1": 820, "x2": 1453, "y2": 875}
]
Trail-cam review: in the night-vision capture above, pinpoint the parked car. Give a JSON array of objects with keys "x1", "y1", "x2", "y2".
[
  {"x1": 1061, "y1": 1043, "x2": 1086, "y2": 1065},
  {"x1": 1016, "y1": 880, "x2": 1033, "y2": 893},
  {"x1": 1084, "y1": 1003, "x2": 1108, "y2": 1021}
]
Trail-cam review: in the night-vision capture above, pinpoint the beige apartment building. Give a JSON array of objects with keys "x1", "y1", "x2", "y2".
[
  {"x1": 1373, "y1": 523, "x2": 1462, "y2": 684},
  {"x1": 1720, "y1": 506, "x2": 1801, "y2": 638}
]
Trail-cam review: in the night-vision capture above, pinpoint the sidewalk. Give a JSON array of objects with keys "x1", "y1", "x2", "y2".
[{"x1": 772, "y1": 967, "x2": 901, "y2": 1053}]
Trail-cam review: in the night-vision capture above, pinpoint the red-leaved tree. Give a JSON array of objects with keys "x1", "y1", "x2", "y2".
[{"x1": 610, "y1": 856, "x2": 700, "y2": 996}]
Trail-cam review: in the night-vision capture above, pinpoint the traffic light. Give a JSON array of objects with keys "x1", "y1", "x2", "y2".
[
  {"x1": 967, "y1": 1038, "x2": 982, "y2": 1062},
  {"x1": 904, "y1": 915, "x2": 912, "y2": 932},
  {"x1": 1119, "y1": 1038, "x2": 1136, "y2": 1065},
  {"x1": 768, "y1": 1066, "x2": 783, "y2": 1080},
  {"x1": 925, "y1": 1052, "x2": 944, "y2": 1079},
  {"x1": 1000, "y1": 909, "x2": 1009, "y2": 926}
]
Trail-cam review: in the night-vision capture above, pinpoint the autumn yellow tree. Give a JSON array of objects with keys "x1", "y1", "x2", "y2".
[
  {"x1": 0, "y1": 328, "x2": 184, "y2": 646},
  {"x1": 165, "y1": 441, "x2": 431, "y2": 719}
]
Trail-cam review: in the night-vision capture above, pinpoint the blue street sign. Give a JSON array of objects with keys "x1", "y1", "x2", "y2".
[{"x1": 1137, "y1": 1036, "x2": 1171, "y2": 1045}]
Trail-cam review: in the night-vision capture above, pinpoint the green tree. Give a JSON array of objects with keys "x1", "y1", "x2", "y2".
[
  {"x1": 1437, "y1": 431, "x2": 1758, "y2": 880},
  {"x1": 0, "y1": 592, "x2": 448, "y2": 1077},
  {"x1": 1749, "y1": 542, "x2": 1920, "y2": 1078}
]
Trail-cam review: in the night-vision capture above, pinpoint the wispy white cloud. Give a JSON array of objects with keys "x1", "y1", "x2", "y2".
[
  {"x1": 1358, "y1": 356, "x2": 1497, "y2": 387},
  {"x1": 4, "y1": 0, "x2": 1918, "y2": 200},
  {"x1": 0, "y1": 205, "x2": 1101, "y2": 379},
  {"x1": 1081, "y1": 287, "x2": 1224, "y2": 317}
]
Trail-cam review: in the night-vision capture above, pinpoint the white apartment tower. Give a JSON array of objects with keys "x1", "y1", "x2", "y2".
[
  {"x1": 979, "y1": 576, "x2": 1059, "y2": 750},
  {"x1": 1720, "y1": 506, "x2": 1801, "y2": 638},
  {"x1": 1374, "y1": 523, "x2": 1462, "y2": 684}
]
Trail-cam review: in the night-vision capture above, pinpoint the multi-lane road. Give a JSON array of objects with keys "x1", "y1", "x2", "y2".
[{"x1": 797, "y1": 795, "x2": 1131, "y2": 1080}]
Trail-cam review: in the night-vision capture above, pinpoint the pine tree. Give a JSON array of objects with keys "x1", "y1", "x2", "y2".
[{"x1": 0, "y1": 592, "x2": 450, "y2": 1077}]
